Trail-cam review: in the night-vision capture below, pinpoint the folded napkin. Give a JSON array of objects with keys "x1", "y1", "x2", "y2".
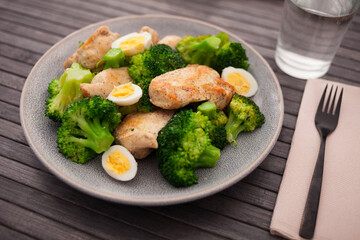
[{"x1": 270, "y1": 78, "x2": 360, "y2": 240}]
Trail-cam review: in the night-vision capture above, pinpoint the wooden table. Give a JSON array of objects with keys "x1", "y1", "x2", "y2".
[{"x1": 0, "y1": 0, "x2": 359, "y2": 239}]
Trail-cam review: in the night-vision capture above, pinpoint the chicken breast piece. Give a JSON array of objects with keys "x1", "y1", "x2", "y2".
[
  {"x1": 149, "y1": 65, "x2": 235, "y2": 110},
  {"x1": 80, "y1": 67, "x2": 132, "y2": 99},
  {"x1": 139, "y1": 26, "x2": 159, "y2": 45},
  {"x1": 64, "y1": 26, "x2": 119, "y2": 70},
  {"x1": 158, "y1": 35, "x2": 182, "y2": 50},
  {"x1": 114, "y1": 109, "x2": 174, "y2": 159}
]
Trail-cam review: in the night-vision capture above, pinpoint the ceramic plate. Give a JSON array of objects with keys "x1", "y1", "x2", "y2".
[{"x1": 20, "y1": 15, "x2": 284, "y2": 206}]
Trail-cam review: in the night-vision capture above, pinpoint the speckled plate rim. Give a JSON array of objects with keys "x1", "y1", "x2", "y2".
[{"x1": 20, "y1": 14, "x2": 284, "y2": 206}]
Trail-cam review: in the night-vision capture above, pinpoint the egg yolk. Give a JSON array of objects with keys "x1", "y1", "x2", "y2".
[
  {"x1": 106, "y1": 150, "x2": 131, "y2": 174},
  {"x1": 226, "y1": 73, "x2": 250, "y2": 95},
  {"x1": 120, "y1": 36, "x2": 145, "y2": 55},
  {"x1": 112, "y1": 83, "x2": 135, "y2": 98}
]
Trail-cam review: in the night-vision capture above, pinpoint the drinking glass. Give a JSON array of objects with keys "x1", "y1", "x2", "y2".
[{"x1": 275, "y1": 0, "x2": 360, "y2": 79}]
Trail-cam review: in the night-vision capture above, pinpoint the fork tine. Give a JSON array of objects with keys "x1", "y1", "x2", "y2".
[
  {"x1": 329, "y1": 87, "x2": 338, "y2": 114},
  {"x1": 335, "y1": 88, "x2": 344, "y2": 116},
  {"x1": 317, "y1": 84, "x2": 328, "y2": 113},
  {"x1": 324, "y1": 85, "x2": 333, "y2": 113}
]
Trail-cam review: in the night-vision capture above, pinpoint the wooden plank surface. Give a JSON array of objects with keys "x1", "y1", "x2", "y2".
[{"x1": 0, "y1": 0, "x2": 359, "y2": 239}]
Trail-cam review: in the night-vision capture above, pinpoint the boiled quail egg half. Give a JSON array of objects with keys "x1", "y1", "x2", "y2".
[
  {"x1": 102, "y1": 145, "x2": 138, "y2": 181},
  {"x1": 107, "y1": 83, "x2": 142, "y2": 106},
  {"x1": 221, "y1": 67, "x2": 258, "y2": 97},
  {"x1": 111, "y1": 32, "x2": 152, "y2": 56}
]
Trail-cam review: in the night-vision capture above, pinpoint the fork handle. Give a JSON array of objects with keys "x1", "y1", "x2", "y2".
[{"x1": 299, "y1": 136, "x2": 326, "y2": 239}]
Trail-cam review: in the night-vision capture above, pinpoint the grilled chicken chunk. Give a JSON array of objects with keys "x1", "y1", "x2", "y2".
[
  {"x1": 80, "y1": 67, "x2": 132, "y2": 99},
  {"x1": 158, "y1": 35, "x2": 182, "y2": 50},
  {"x1": 63, "y1": 26, "x2": 119, "y2": 70},
  {"x1": 114, "y1": 109, "x2": 174, "y2": 159},
  {"x1": 139, "y1": 26, "x2": 159, "y2": 45},
  {"x1": 149, "y1": 65, "x2": 235, "y2": 110}
]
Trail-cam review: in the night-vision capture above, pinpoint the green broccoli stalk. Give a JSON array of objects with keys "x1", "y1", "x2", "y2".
[
  {"x1": 45, "y1": 63, "x2": 94, "y2": 122},
  {"x1": 157, "y1": 110, "x2": 221, "y2": 187},
  {"x1": 128, "y1": 44, "x2": 186, "y2": 112},
  {"x1": 98, "y1": 48, "x2": 126, "y2": 70},
  {"x1": 197, "y1": 101, "x2": 229, "y2": 149},
  {"x1": 57, "y1": 96, "x2": 121, "y2": 164},
  {"x1": 225, "y1": 94, "x2": 265, "y2": 145},
  {"x1": 211, "y1": 42, "x2": 249, "y2": 74}
]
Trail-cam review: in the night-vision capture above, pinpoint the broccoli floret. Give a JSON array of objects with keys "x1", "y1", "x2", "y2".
[
  {"x1": 57, "y1": 96, "x2": 121, "y2": 164},
  {"x1": 99, "y1": 48, "x2": 126, "y2": 70},
  {"x1": 225, "y1": 94, "x2": 265, "y2": 145},
  {"x1": 211, "y1": 42, "x2": 249, "y2": 74},
  {"x1": 128, "y1": 44, "x2": 186, "y2": 112},
  {"x1": 157, "y1": 110, "x2": 221, "y2": 187},
  {"x1": 197, "y1": 101, "x2": 229, "y2": 149},
  {"x1": 45, "y1": 63, "x2": 94, "y2": 122},
  {"x1": 177, "y1": 35, "x2": 220, "y2": 65}
]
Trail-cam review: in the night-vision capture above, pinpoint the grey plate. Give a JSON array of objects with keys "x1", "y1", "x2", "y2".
[{"x1": 20, "y1": 15, "x2": 284, "y2": 206}]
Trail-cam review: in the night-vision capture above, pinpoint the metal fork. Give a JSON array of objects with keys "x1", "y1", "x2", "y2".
[{"x1": 299, "y1": 84, "x2": 343, "y2": 239}]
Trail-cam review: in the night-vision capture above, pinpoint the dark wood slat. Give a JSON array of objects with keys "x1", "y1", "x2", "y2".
[
  {"x1": 0, "y1": 31, "x2": 51, "y2": 56},
  {"x1": 0, "y1": 70, "x2": 25, "y2": 91},
  {"x1": 0, "y1": 198, "x2": 100, "y2": 240},
  {"x1": 0, "y1": 42, "x2": 41, "y2": 66},
  {"x1": 0, "y1": 176, "x2": 166, "y2": 240},
  {"x1": 0, "y1": 224, "x2": 35, "y2": 240},
  {"x1": 150, "y1": 204, "x2": 277, "y2": 239},
  {"x1": 0, "y1": 8, "x2": 75, "y2": 35},
  {"x1": 0, "y1": 101, "x2": 20, "y2": 124},
  {"x1": 0, "y1": 118, "x2": 26, "y2": 143},
  {"x1": 193, "y1": 194, "x2": 273, "y2": 230},
  {"x1": 21, "y1": 0, "x2": 105, "y2": 23},
  {"x1": 49, "y1": 0, "x2": 138, "y2": 18},
  {"x1": 243, "y1": 168, "x2": 282, "y2": 193},
  {"x1": 278, "y1": 127, "x2": 294, "y2": 145},
  {"x1": 0, "y1": 0, "x2": 88, "y2": 29},
  {"x1": 270, "y1": 141, "x2": 291, "y2": 159},
  {"x1": 0, "y1": 135, "x2": 47, "y2": 171},
  {"x1": 0, "y1": 19, "x2": 62, "y2": 45},
  {"x1": 0, "y1": 155, "x2": 236, "y2": 240},
  {"x1": 222, "y1": 182, "x2": 277, "y2": 211},
  {"x1": 0, "y1": 85, "x2": 21, "y2": 106},
  {"x1": 260, "y1": 154, "x2": 287, "y2": 175}
]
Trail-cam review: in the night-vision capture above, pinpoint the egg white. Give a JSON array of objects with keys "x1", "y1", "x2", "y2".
[
  {"x1": 221, "y1": 67, "x2": 258, "y2": 97},
  {"x1": 102, "y1": 145, "x2": 138, "y2": 181},
  {"x1": 107, "y1": 83, "x2": 143, "y2": 106},
  {"x1": 111, "y1": 32, "x2": 152, "y2": 56}
]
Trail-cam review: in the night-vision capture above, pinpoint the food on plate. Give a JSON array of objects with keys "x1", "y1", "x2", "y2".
[
  {"x1": 107, "y1": 83, "x2": 143, "y2": 106},
  {"x1": 149, "y1": 64, "x2": 234, "y2": 110},
  {"x1": 128, "y1": 44, "x2": 186, "y2": 112},
  {"x1": 63, "y1": 26, "x2": 119, "y2": 70},
  {"x1": 225, "y1": 94, "x2": 265, "y2": 145},
  {"x1": 114, "y1": 109, "x2": 174, "y2": 159},
  {"x1": 211, "y1": 42, "x2": 249, "y2": 74},
  {"x1": 45, "y1": 26, "x2": 266, "y2": 187},
  {"x1": 158, "y1": 35, "x2": 182, "y2": 50},
  {"x1": 157, "y1": 109, "x2": 221, "y2": 187},
  {"x1": 176, "y1": 33, "x2": 249, "y2": 74},
  {"x1": 80, "y1": 67, "x2": 132, "y2": 99},
  {"x1": 139, "y1": 26, "x2": 159, "y2": 45},
  {"x1": 57, "y1": 96, "x2": 121, "y2": 163},
  {"x1": 221, "y1": 67, "x2": 258, "y2": 97},
  {"x1": 98, "y1": 48, "x2": 126, "y2": 70},
  {"x1": 197, "y1": 101, "x2": 229, "y2": 150},
  {"x1": 102, "y1": 145, "x2": 138, "y2": 181},
  {"x1": 111, "y1": 32, "x2": 153, "y2": 56},
  {"x1": 45, "y1": 63, "x2": 94, "y2": 122},
  {"x1": 176, "y1": 33, "x2": 223, "y2": 66}
]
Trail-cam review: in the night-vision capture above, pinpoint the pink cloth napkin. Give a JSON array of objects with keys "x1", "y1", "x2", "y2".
[{"x1": 270, "y1": 79, "x2": 360, "y2": 240}]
